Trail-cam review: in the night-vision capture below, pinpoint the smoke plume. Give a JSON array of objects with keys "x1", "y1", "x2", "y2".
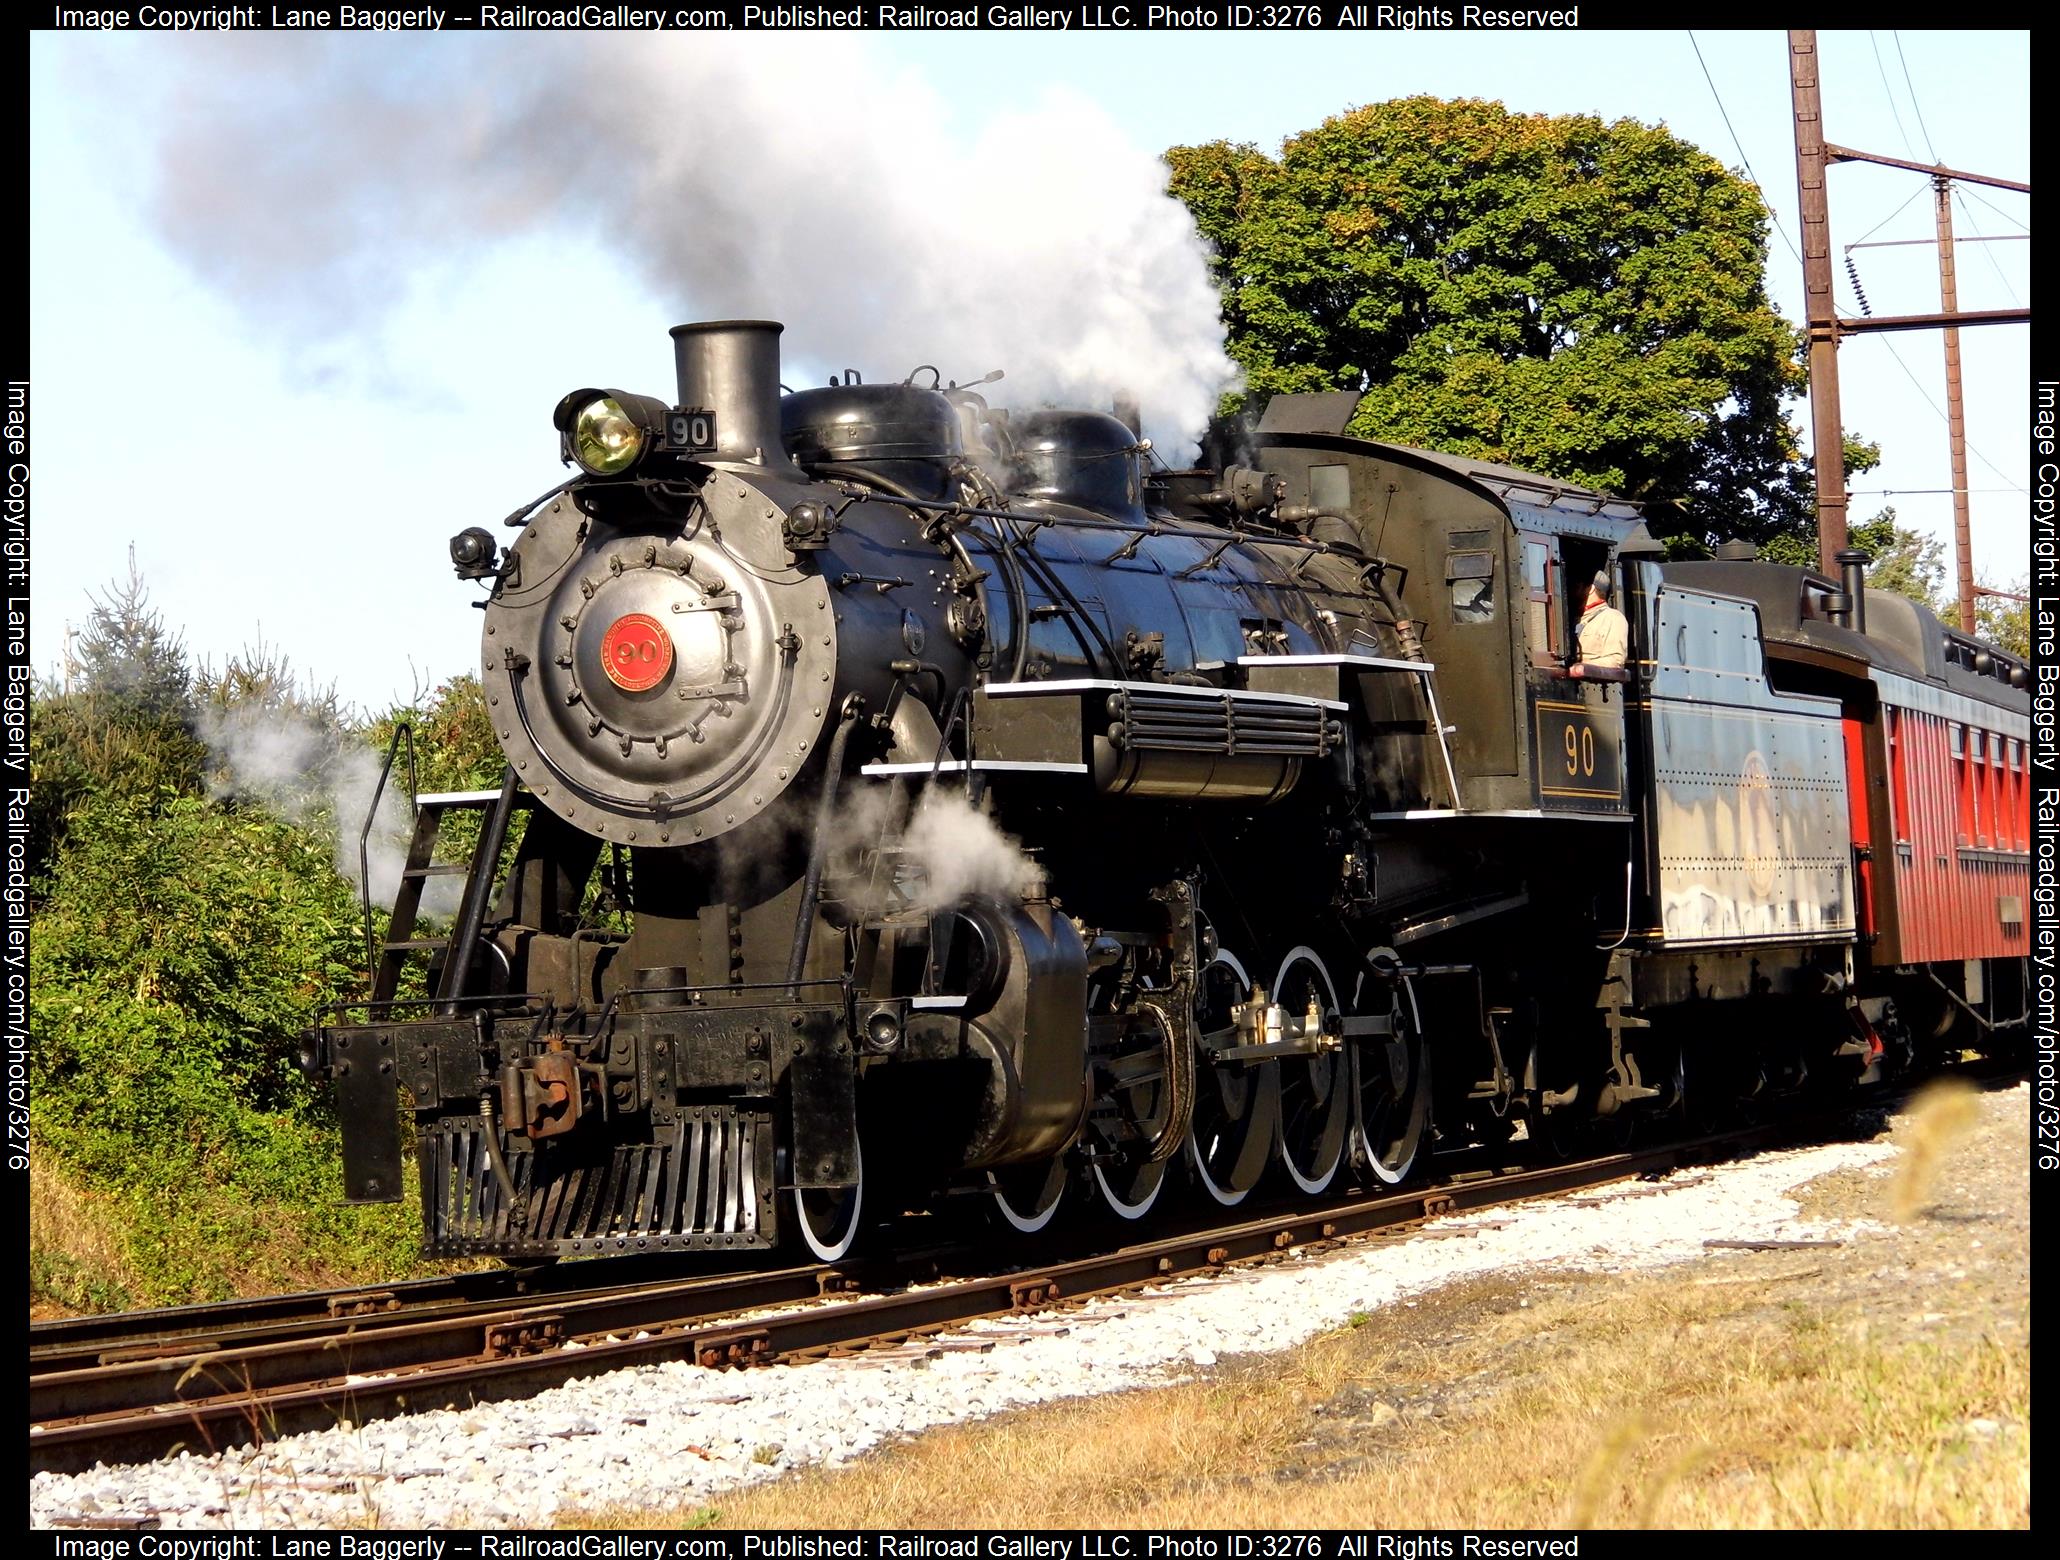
[
  {"x1": 198, "y1": 706, "x2": 460, "y2": 918},
  {"x1": 140, "y1": 36, "x2": 1236, "y2": 449}
]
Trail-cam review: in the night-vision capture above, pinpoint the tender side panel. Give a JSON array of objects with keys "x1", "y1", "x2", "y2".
[
  {"x1": 1645, "y1": 589, "x2": 1854, "y2": 948},
  {"x1": 1872, "y1": 667, "x2": 2030, "y2": 964}
]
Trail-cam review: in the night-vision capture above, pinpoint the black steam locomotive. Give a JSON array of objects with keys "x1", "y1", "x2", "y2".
[{"x1": 310, "y1": 320, "x2": 2031, "y2": 1262}]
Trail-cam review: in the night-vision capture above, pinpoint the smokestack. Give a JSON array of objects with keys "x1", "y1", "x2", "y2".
[
  {"x1": 669, "y1": 320, "x2": 804, "y2": 478},
  {"x1": 1836, "y1": 548, "x2": 1869, "y2": 635}
]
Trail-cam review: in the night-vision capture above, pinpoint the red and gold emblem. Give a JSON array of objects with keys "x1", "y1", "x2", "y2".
[{"x1": 599, "y1": 612, "x2": 673, "y2": 692}]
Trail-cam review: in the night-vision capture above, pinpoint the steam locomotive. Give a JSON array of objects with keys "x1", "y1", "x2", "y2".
[{"x1": 308, "y1": 320, "x2": 2031, "y2": 1262}]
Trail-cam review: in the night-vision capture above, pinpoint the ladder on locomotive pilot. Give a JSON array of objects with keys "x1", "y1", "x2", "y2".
[{"x1": 360, "y1": 723, "x2": 528, "y2": 1007}]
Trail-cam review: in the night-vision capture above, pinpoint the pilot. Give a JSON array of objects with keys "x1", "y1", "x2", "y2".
[{"x1": 1573, "y1": 571, "x2": 1628, "y2": 675}]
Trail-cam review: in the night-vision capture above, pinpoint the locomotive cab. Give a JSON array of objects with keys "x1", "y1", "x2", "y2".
[{"x1": 1245, "y1": 393, "x2": 1638, "y2": 820}]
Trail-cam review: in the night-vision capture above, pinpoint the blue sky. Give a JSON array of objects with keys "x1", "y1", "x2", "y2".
[{"x1": 29, "y1": 28, "x2": 2030, "y2": 710}]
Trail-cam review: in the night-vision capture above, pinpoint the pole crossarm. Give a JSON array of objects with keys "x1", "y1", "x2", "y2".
[
  {"x1": 1838, "y1": 308, "x2": 2032, "y2": 334},
  {"x1": 1822, "y1": 143, "x2": 2031, "y2": 193}
]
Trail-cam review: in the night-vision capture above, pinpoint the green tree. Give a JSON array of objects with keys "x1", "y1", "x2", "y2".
[
  {"x1": 1166, "y1": 98, "x2": 1846, "y2": 552},
  {"x1": 29, "y1": 567, "x2": 430, "y2": 1307},
  {"x1": 1855, "y1": 510, "x2": 1949, "y2": 611},
  {"x1": 29, "y1": 560, "x2": 208, "y2": 881},
  {"x1": 1757, "y1": 505, "x2": 1943, "y2": 604},
  {"x1": 74, "y1": 550, "x2": 196, "y2": 729},
  {"x1": 365, "y1": 672, "x2": 504, "y2": 797}
]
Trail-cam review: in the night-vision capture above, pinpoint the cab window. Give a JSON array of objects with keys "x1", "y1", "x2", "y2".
[
  {"x1": 1446, "y1": 529, "x2": 1496, "y2": 624},
  {"x1": 1522, "y1": 537, "x2": 1556, "y2": 662}
]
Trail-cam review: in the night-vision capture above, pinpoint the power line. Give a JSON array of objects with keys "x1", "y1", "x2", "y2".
[
  {"x1": 1688, "y1": 31, "x2": 1804, "y2": 267},
  {"x1": 1848, "y1": 486, "x2": 2021, "y2": 497},
  {"x1": 1848, "y1": 183, "x2": 1925, "y2": 247},
  {"x1": 1868, "y1": 33, "x2": 1916, "y2": 159},
  {"x1": 1864, "y1": 333, "x2": 2027, "y2": 494},
  {"x1": 1960, "y1": 183, "x2": 2030, "y2": 234},
  {"x1": 1892, "y1": 32, "x2": 1942, "y2": 164},
  {"x1": 1953, "y1": 188, "x2": 2023, "y2": 308}
]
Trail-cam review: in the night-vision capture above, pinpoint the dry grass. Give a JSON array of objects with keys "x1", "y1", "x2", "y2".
[
  {"x1": 1890, "y1": 1078, "x2": 1981, "y2": 1222},
  {"x1": 573, "y1": 1267, "x2": 2028, "y2": 1531},
  {"x1": 29, "y1": 1142, "x2": 464, "y2": 1317},
  {"x1": 29, "y1": 1153, "x2": 143, "y2": 1317}
]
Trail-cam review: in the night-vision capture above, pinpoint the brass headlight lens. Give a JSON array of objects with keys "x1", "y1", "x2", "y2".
[{"x1": 571, "y1": 396, "x2": 645, "y2": 476}]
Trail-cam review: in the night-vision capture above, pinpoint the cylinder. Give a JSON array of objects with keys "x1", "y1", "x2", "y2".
[{"x1": 669, "y1": 320, "x2": 803, "y2": 477}]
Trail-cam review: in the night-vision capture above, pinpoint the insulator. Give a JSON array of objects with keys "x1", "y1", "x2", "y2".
[{"x1": 1844, "y1": 254, "x2": 1873, "y2": 317}]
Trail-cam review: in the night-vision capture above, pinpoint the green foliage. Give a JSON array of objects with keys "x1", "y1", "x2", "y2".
[
  {"x1": 1757, "y1": 507, "x2": 1925, "y2": 584},
  {"x1": 29, "y1": 564, "x2": 208, "y2": 881},
  {"x1": 33, "y1": 792, "x2": 362, "y2": 1110},
  {"x1": 1857, "y1": 511, "x2": 1949, "y2": 612},
  {"x1": 26, "y1": 566, "x2": 458, "y2": 1308},
  {"x1": 193, "y1": 636, "x2": 351, "y2": 794},
  {"x1": 366, "y1": 673, "x2": 504, "y2": 797},
  {"x1": 1975, "y1": 579, "x2": 2030, "y2": 660},
  {"x1": 1166, "y1": 98, "x2": 1854, "y2": 555},
  {"x1": 30, "y1": 788, "x2": 423, "y2": 1304},
  {"x1": 75, "y1": 551, "x2": 197, "y2": 731}
]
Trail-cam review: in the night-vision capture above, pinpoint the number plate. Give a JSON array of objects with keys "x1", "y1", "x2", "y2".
[
  {"x1": 1535, "y1": 699, "x2": 1621, "y2": 801},
  {"x1": 664, "y1": 408, "x2": 718, "y2": 454}
]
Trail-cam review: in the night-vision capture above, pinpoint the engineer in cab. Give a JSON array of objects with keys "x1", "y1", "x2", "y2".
[{"x1": 1572, "y1": 570, "x2": 1628, "y2": 679}]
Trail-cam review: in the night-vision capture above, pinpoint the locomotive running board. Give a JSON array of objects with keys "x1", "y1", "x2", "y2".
[{"x1": 859, "y1": 758, "x2": 1089, "y2": 776}]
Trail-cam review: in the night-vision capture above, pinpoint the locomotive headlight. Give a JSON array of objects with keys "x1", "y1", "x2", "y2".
[
  {"x1": 553, "y1": 387, "x2": 672, "y2": 478},
  {"x1": 572, "y1": 396, "x2": 644, "y2": 475}
]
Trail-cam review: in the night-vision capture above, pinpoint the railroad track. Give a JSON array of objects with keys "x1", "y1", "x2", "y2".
[{"x1": 29, "y1": 1069, "x2": 2012, "y2": 1478}]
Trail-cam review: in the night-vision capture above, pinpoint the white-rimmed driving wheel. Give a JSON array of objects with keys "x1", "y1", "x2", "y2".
[
  {"x1": 1187, "y1": 950, "x2": 1277, "y2": 1207},
  {"x1": 988, "y1": 1158, "x2": 1069, "y2": 1234},
  {"x1": 1092, "y1": 1156, "x2": 1168, "y2": 1221},
  {"x1": 1275, "y1": 946, "x2": 1350, "y2": 1196},
  {"x1": 792, "y1": 1142, "x2": 864, "y2": 1262},
  {"x1": 1352, "y1": 977, "x2": 1432, "y2": 1186}
]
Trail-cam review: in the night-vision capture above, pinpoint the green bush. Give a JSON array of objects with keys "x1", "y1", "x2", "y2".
[
  {"x1": 27, "y1": 568, "x2": 471, "y2": 1308},
  {"x1": 30, "y1": 790, "x2": 425, "y2": 1303}
]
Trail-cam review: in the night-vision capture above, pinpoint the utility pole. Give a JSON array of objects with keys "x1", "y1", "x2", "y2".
[
  {"x1": 1787, "y1": 29, "x2": 1848, "y2": 575},
  {"x1": 1785, "y1": 30, "x2": 2029, "y2": 608},
  {"x1": 1934, "y1": 176, "x2": 1976, "y2": 633}
]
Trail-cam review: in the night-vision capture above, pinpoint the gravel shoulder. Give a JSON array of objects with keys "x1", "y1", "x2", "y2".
[{"x1": 703, "y1": 1079, "x2": 2029, "y2": 1529}]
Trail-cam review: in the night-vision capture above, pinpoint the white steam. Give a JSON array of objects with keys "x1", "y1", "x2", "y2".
[
  {"x1": 826, "y1": 782, "x2": 1036, "y2": 916},
  {"x1": 142, "y1": 36, "x2": 1235, "y2": 449},
  {"x1": 198, "y1": 707, "x2": 460, "y2": 918},
  {"x1": 898, "y1": 788, "x2": 1037, "y2": 911}
]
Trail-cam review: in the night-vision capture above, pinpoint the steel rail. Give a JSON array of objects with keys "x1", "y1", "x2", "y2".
[{"x1": 30, "y1": 1251, "x2": 793, "y2": 1364}]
